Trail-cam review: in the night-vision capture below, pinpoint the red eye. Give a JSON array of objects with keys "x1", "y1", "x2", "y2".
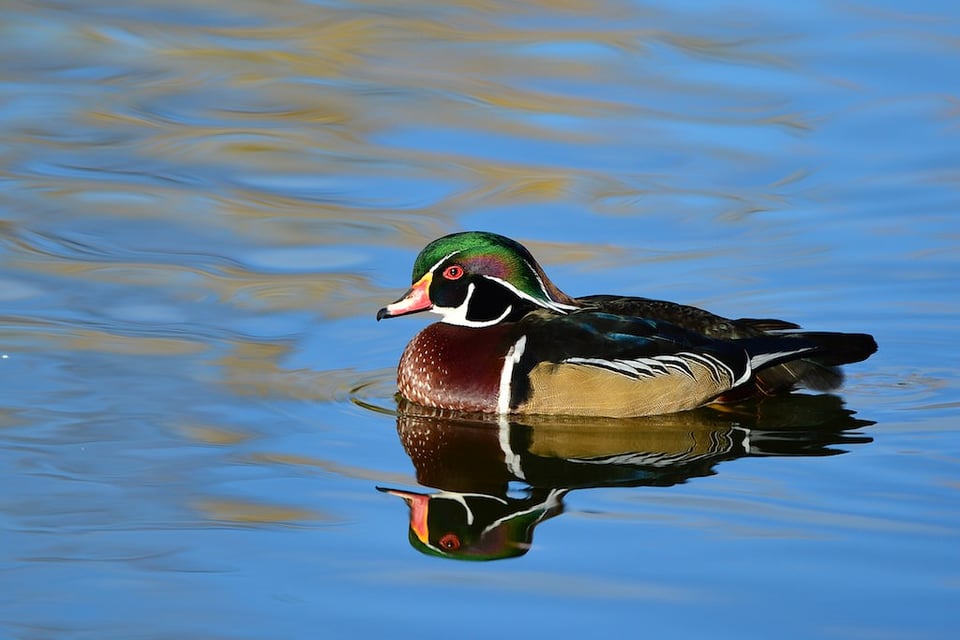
[
  {"x1": 442, "y1": 265, "x2": 464, "y2": 280},
  {"x1": 439, "y1": 533, "x2": 461, "y2": 550}
]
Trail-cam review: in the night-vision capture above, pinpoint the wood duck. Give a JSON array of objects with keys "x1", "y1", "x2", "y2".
[
  {"x1": 377, "y1": 396, "x2": 872, "y2": 559},
  {"x1": 378, "y1": 486, "x2": 565, "y2": 561},
  {"x1": 377, "y1": 231, "x2": 877, "y2": 418}
]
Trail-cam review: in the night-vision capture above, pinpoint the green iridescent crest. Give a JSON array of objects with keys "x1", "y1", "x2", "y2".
[{"x1": 411, "y1": 231, "x2": 563, "y2": 305}]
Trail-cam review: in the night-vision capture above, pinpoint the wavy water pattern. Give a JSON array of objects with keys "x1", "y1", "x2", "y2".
[{"x1": 0, "y1": 0, "x2": 958, "y2": 638}]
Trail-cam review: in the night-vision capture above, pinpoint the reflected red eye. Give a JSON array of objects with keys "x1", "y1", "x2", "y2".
[
  {"x1": 442, "y1": 265, "x2": 464, "y2": 280},
  {"x1": 439, "y1": 533, "x2": 461, "y2": 550}
]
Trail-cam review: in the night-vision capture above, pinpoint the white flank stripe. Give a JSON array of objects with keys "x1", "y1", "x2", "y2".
[
  {"x1": 566, "y1": 354, "x2": 701, "y2": 380},
  {"x1": 679, "y1": 352, "x2": 734, "y2": 386},
  {"x1": 497, "y1": 335, "x2": 527, "y2": 414},
  {"x1": 731, "y1": 355, "x2": 753, "y2": 387},
  {"x1": 568, "y1": 357, "x2": 640, "y2": 376},
  {"x1": 733, "y1": 346, "x2": 813, "y2": 388},
  {"x1": 748, "y1": 346, "x2": 814, "y2": 370}
]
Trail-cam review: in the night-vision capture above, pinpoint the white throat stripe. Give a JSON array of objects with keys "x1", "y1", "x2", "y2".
[{"x1": 435, "y1": 282, "x2": 512, "y2": 327}]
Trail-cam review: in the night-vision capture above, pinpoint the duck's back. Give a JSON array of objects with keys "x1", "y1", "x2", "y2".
[{"x1": 576, "y1": 294, "x2": 875, "y2": 395}]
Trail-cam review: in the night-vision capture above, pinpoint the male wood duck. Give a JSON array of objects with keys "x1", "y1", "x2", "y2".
[{"x1": 377, "y1": 231, "x2": 877, "y2": 418}]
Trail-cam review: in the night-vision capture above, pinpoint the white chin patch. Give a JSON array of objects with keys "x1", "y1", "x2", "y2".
[{"x1": 435, "y1": 282, "x2": 512, "y2": 327}]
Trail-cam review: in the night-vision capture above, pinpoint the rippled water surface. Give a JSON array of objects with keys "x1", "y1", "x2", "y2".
[{"x1": 2, "y1": 1, "x2": 958, "y2": 638}]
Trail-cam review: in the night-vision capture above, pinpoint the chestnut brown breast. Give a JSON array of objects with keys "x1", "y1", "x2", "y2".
[{"x1": 397, "y1": 322, "x2": 515, "y2": 413}]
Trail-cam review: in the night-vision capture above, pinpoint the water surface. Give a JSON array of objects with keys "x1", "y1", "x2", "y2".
[{"x1": 1, "y1": 1, "x2": 958, "y2": 638}]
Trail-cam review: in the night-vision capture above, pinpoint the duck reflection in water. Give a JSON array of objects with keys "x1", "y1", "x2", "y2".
[{"x1": 379, "y1": 396, "x2": 873, "y2": 561}]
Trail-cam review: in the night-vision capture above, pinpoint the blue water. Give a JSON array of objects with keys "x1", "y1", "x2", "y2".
[{"x1": 1, "y1": 1, "x2": 958, "y2": 638}]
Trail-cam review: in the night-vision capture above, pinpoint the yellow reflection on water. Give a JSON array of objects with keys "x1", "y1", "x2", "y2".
[
  {"x1": 194, "y1": 498, "x2": 329, "y2": 524},
  {"x1": 179, "y1": 423, "x2": 255, "y2": 445}
]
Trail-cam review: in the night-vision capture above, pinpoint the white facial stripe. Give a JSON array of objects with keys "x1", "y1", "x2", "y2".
[
  {"x1": 434, "y1": 491, "x2": 476, "y2": 525},
  {"x1": 434, "y1": 282, "x2": 512, "y2": 327},
  {"x1": 497, "y1": 335, "x2": 526, "y2": 415},
  {"x1": 481, "y1": 275, "x2": 576, "y2": 313},
  {"x1": 480, "y1": 487, "x2": 565, "y2": 538},
  {"x1": 427, "y1": 250, "x2": 462, "y2": 274},
  {"x1": 529, "y1": 268, "x2": 578, "y2": 310}
]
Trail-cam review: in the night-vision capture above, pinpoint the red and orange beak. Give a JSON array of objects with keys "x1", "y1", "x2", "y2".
[
  {"x1": 376, "y1": 272, "x2": 433, "y2": 320},
  {"x1": 378, "y1": 487, "x2": 431, "y2": 544}
]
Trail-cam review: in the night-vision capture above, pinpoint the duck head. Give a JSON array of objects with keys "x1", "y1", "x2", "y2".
[{"x1": 377, "y1": 231, "x2": 577, "y2": 327}]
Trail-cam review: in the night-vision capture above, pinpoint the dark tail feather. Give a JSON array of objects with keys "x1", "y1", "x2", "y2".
[
  {"x1": 735, "y1": 317, "x2": 802, "y2": 332},
  {"x1": 779, "y1": 332, "x2": 877, "y2": 366},
  {"x1": 741, "y1": 332, "x2": 877, "y2": 394}
]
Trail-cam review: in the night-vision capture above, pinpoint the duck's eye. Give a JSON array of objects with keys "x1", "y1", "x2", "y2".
[
  {"x1": 442, "y1": 265, "x2": 464, "y2": 280},
  {"x1": 439, "y1": 533, "x2": 461, "y2": 550}
]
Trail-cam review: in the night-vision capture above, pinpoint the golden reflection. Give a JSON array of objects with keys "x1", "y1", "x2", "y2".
[
  {"x1": 215, "y1": 341, "x2": 323, "y2": 399},
  {"x1": 248, "y1": 452, "x2": 413, "y2": 486},
  {"x1": 4, "y1": 244, "x2": 393, "y2": 319},
  {"x1": 215, "y1": 340, "x2": 397, "y2": 401},
  {"x1": 3, "y1": 0, "x2": 852, "y2": 258},
  {"x1": 65, "y1": 330, "x2": 207, "y2": 356},
  {"x1": 194, "y1": 498, "x2": 328, "y2": 524},
  {"x1": 4, "y1": 0, "x2": 822, "y2": 268},
  {"x1": 179, "y1": 423, "x2": 254, "y2": 445},
  {"x1": 0, "y1": 408, "x2": 27, "y2": 430},
  {"x1": 379, "y1": 396, "x2": 873, "y2": 560},
  {"x1": 2, "y1": 0, "x2": 836, "y2": 350},
  {"x1": 0, "y1": 321, "x2": 207, "y2": 357}
]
